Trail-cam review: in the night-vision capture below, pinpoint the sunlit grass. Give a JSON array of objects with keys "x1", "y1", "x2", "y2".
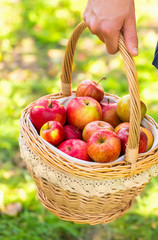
[{"x1": 0, "y1": 0, "x2": 158, "y2": 239}]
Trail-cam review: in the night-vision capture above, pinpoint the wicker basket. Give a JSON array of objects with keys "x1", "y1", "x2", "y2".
[{"x1": 19, "y1": 21, "x2": 158, "y2": 225}]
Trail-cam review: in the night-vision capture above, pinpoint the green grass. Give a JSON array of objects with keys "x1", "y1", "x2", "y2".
[{"x1": 0, "y1": 0, "x2": 158, "y2": 239}]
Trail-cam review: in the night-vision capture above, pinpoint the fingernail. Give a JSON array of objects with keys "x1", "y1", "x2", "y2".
[{"x1": 132, "y1": 47, "x2": 138, "y2": 56}]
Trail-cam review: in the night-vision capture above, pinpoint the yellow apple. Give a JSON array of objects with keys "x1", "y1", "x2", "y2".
[
  {"x1": 140, "y1": 126, "x2": 154, "y2": 151},
  {"x1": 117, "y1": 94, "x2": 147, "y2": 122}
]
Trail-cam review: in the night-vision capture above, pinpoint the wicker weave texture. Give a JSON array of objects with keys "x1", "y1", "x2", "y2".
[
  {"x1": 36, "y1": 180, "x2": 146, "y2": 225},
  {"x1": 19, "y1": 22, "x2": 158, "y2": 224},
  {"x1": 20, "y1": 92, "x2": 158, "y2": 180}
]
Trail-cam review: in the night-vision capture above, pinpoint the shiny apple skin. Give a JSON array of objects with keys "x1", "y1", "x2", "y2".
[
  {"x1": 87, "y1": 130, "x2": 121, "y2": 163},
  {"x1": 67, "y1": 97, "x2": 102, "y2": 130},
  {"x1": 116, "y1": 94, "x2": 147, "y2": 122},
  {"x1": 76, "y1": 79, "x2": 104, "y2": 102},
  {"x1": 40, "y1": 121, "x2": 65, "y2": 146},
  {"x1": 82, "y1": 120, "x2": 114, "y2": 142},
  {"x1": 64, "y1": 124, "x2": 82, "y2": 140},
  {"x1": 114, "y1": 122, "x2": 130, "y2": 133},
  {"x1": 140, "y1": 126, "x2": 154, "y2": 151},
  {"x1": 116, "y1": 127, "x2": 148, "y2": 155},
  {"x1": 58, "y1": 139, "x2": 91, "y2": 161},
  {"x1": 30, "y1": 99, "x2": 66, "y2": 132},
  {"x1": 101, "y1": 102, "x2": 121, "y2": 128}
]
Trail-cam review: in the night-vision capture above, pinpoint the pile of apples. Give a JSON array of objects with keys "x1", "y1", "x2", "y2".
[{"x1": 30, "y1": 79, "x2": 154, "y2": 163}]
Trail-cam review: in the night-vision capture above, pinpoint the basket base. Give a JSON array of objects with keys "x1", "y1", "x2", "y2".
[
  {"x1": 27, "y1": 164, "x2": 148, "y2": 225},
  {"x1": 37, "y1": 187, "x2": 139, "y2": 225}
]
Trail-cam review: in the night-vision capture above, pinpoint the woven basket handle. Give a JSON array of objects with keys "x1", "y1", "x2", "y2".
[{"x1": 60, "y1": 21, "x2": 141, "y2": 170}]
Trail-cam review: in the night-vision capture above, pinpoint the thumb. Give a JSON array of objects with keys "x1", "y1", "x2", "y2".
[{"x1": 123, "y1": 2, "x2": 138, "y2": 56}]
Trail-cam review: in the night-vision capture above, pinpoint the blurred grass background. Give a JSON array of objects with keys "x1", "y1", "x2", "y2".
[{"x1": 0, "y1": 0, "x2": 158, "y2": 239}]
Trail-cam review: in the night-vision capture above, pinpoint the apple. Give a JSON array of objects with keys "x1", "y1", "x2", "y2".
[
  {"x1": 30, "y1": 99, "x2": 66, "y2": 132},
  {"x1": 87, "y1": 130, "x2": 121, "y2": 163},
  {"x1": 100, "y1": 101, "x2": 121, "y2": 128},
  {"x1": 67, "y1": 96, "x2": 102, "y2": 130},
  {"x1": 116, "y1": 127, "x2": 148, "y2": 155},
  {"x1": 76, "y1": 79, "x2": 104, "y2": 102},
  {"x1": 140, "y1": 126, "x2": 154, "y2": 151},
  {"x1": 82, "y1": 120, "x2": 114, "y2": 142},
  {"x1": 64, "y1": 124, "x2": 82, "y2": 140},
  {"x1": 40, "y1": 121, "x2": 65, "y2": 146},
  {"x1": 115, "y1": 122, "x2": 130, "y2": 133},
  {"x1": 116, "y1": 94, "x2": 147, "y2": 122},
  {"x1": 58, "y1": 139, "x2": 91, "y2": 161}
]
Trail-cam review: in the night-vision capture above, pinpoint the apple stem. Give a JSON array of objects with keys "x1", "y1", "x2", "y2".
[
  {"x1": 44, "y1": 122, "x2": 50, "y2": 130},
  {"x1": 97, "y1": 133, "x2": 104, "y2": 143},
  {"x1": 68, "y1": 146, "x2": 71, "y2": 151},
  {"x1": 75, "y1": 127, "x2": 79, "y2": 133},
  {"x1": 48, "y1": 100, "x2": 53, "y2": 108},
  {"x1": 107, "y1": 98, "x2": 110, "y2": 104},
  {"x1": 97, "y1": 76, "x2": 106, "y2": 85}
]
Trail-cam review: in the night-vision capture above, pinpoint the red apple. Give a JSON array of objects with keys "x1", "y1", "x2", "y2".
[
  {"x1": 87, "y1": 130, "x2": 121, "y2": 163},
  {"x1": 30, "y1": 99, "x2": 66, "y2": 132},
  {"x1": 82, "y1": 120, "x2": 114, "y2": 142},
  {"x1": 40, "y1": 121, "x2": 65, "y2": 146},
  {"x1": 76, "y1": 79, "x2": 104, "y2": 102},
  {"x1": 100, "y1": 101, "x2": 121, "y2": 128},
  {"x1": 58, "y1": 139, "x2": 91, "y2": 161},
  {"x1": 140, "y1": 126, "x2": 154, "y2": 151},
  {"x1": 67, "y1": 97, "x2": 102, "y2": 130},
  {"x1": 116, "y1": 94, "x2": 147, "y2": 122},
  {"x1": 116, "y1": 127, "x2": 148, "y2": 155},
  {"x1": 64, "y1": 124, "x2": 82, "y2": 140},
  {"x1": 114, "y1": 122, "x2": 130, "y2": 133}
]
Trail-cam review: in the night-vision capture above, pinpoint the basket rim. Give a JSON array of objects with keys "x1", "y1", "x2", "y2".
[{"x1": 20, "y1": 91, "x2": 158, "y2": 180}]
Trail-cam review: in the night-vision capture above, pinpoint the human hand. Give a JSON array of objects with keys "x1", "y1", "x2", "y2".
[{"x1": 83, "y1": 0, "x2": 138, "y2": 56}]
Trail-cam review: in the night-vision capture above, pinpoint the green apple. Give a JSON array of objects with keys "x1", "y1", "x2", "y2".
[{"x1": 116, "y1": 94, "x2": 147, "y2": 122}]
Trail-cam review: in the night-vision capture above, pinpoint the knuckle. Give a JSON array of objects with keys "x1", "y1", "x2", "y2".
[
  {"x1": 100, "y1": 24, "x2": 111, "y2": 36},
  {"x1": 90, "y1": 22, "x2": 97, "y2": 34},
  {"x1": 86, "y1": 20, "x2": 98, "y2": 34}
]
